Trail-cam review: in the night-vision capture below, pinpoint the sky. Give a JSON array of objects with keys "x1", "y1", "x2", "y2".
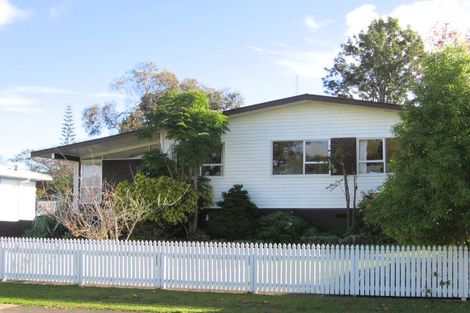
[{"x1": 0, "y1": 0, "x2": 469, "y2": 165}]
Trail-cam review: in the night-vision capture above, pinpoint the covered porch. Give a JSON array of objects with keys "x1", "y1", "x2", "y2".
[{"x1": 31, "y1": 131, "x2": 159, "y2": 203}]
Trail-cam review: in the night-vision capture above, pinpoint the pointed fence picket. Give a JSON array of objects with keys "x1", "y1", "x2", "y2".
[{"x1": 0, "y1": 237, "x2": 468, "y2": 299}]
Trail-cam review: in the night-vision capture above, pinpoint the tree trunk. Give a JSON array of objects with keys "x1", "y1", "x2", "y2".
[
  {"x1": 342, "y1": 163, "x2": 351, "y2": 229},
  {"x1": 189, "y1": 168, "x2": 199, "y2": 234}
]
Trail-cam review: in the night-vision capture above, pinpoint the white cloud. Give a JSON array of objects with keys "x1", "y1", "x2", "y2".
[
  {"x1": 345, "y1": 0, "x2": 470, "y2": 45},
  {"x1": 345, "y1": 4, "x2": 379, "y2": 37},
  {"x1": 304, "y1": 16, "x2": 329, "y2": 32},
  {"x1": 13, "y1": 86, "x2": 76, "y2": 95},
  {"x1": 389, "y1": 0, "x2": 470, "y2": 39},
  {"x1": 248, "y1": 45, "x2": 338, "y2": 78},
  {"x1": 0, "y1": 96, "x2": 38, "y2": 112},
  {"x1": 0, "y1": 0, "x2": 31, "y2": 28},
  {"x1": 48, "y1": 0, "x2": 72, "y2": 19},
  {"x1": 86, "y1": 92, "x2": 126, "y2": 99}
]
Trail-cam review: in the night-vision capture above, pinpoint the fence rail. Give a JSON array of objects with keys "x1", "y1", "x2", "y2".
[{"x1": 0, "y1": 237, "x2": 468, "y2": 299}]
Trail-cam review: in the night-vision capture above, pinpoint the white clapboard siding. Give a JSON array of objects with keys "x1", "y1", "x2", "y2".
[
  {"x1": 0, "y1": 238, "x2": 468, "y2": 299},
  {"x1": 210, "y1": 101, "x2": 401, "y2": 208}
]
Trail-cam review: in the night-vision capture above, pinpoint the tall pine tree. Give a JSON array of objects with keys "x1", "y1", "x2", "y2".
[{"x1": 61, "y1": 104, "x2": 76, "y2": 145}]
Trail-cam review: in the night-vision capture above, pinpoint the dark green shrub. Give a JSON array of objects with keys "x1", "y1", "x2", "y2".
[
  {"x1": 207, "y1": 184, "x2": 258, "y2": 240},
  {"x1": 256, "y1": 211, "x2": 308, "y2": 243},
  {"x1": 23, "y1": 215, "x2": 66, "y2": 238}
]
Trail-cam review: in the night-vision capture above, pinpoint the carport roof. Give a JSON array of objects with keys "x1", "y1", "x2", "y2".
[{"x1": 31, "y1": 131, "x2": 158, "y2": 161}]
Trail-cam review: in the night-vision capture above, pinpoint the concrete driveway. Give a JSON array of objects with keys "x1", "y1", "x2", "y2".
[{"x1": 0, "y1": 304, "x2": 139, "y2": 313}]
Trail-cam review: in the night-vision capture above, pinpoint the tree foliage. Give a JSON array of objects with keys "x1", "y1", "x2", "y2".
[
  {"x1": 364, "y1": 45, "x2": 470, "y2": 244},
  {"x1": 116, "y1": 173, "x2": 198, "y2": 231},
  {"x1": 142, "y1": 89, "x2": 228, "y2": 232},
  {"x1": 61, "y1": 104, "x2": 76, "y2": 145},
  {"x1": 428, "y1": 22, "x2": 470, "y2": 51},
  {"x1": 256, "y1": 211, "x2": 308, "y2": 243},
  {"x1": 207, "y1": 184, "x2": 258, "y2": 240},
  {"x1": 82, "y1": 61, "x2": 243, "y2": 135},
  {"x1": 323, "y1": 17, "x2": 424, "y2": 103}
]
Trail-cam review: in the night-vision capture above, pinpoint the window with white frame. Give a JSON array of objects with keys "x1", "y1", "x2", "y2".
[
  {"x1": 273, "y1": 140, "x2": 329, "y2": 175},
  {"x1": 80, "y1": 160, "x2": 102, "y2": 203},
  {"x1": 358, "y1": 138, "x2": 398, "y2": 174},
  {"x1": 201, "y1": 144, "x2": 223, "y2": 176},
  {"x1": 305, "y1": 140, "x2": 329, "y2": 174}
]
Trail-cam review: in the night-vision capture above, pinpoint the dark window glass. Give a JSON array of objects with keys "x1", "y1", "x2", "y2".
[
  {"x1": 360, "y1": 139, "x2": 383, "y2": 160},
  {"x1": 201, "y1": 144, "x2": 223, "y2": 176},
  {"x1": 305, "y1": 163, "x2": 329, "y2": 174},
  {"x1": 273, "y1": 141, "x2": 303, "y2": 175},
  {"x1": 305, "y1": 140, "x2": 329, "y2": 162},
  {"x1": 201, "y1": 165, "x2": 222, "y2": 176}
]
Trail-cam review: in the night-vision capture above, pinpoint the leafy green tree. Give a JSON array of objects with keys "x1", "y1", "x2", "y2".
[
  {"x1": 364, "y1": 45, "x2": 470, "y2": 245},
  {"x1": 142, "y1": 89, "x2": 229, "y2": 233},
  {"x1": 207, "y1": 184, "x2": 258, "y2": 240},
  {"x1": 82, "y1": 61, "x2": 243, "y2": 135},
  {"x1": 323, "y1": 17, "x2": 424, "y2": 103}
]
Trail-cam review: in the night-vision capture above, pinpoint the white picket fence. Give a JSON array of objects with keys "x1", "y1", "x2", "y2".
[{"x1": 0, "y1": 237, "x2": 468, "y2": 299}]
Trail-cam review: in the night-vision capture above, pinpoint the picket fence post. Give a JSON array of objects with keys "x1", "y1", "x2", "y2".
[
  {"x1": 249, "y1": 243, "x2": 257, "y2": 293},
  {"x1": 352, "y1": 245, "x2": 359, "y2": 296},
  {"x1": 463, "y1": 246, "x2": 468, "y2": 301},
  {"x1": 74, "y1": 241, "x2": 83, "y2": 286},
  {"x1": 0, "y1": 238, "x2": 4, "y2": 281}
]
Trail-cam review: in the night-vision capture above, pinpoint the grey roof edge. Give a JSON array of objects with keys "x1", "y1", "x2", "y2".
[
  {"x1": 31, "y1": 130, "x2": 143, "y2": 158},
  {"x1": 223, "y1": 93, "x2": 401, "y2": 116}
]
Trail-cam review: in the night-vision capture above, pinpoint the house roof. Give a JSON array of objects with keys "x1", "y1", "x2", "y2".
[
  {"x1": 31, "y1": 131, "x2": 159, "y2": 160},
  {"x1": 224, "y1": 93, "x2": 401, "y2": 116},
  {"x1": 31, "y1": 94, "x2": 400, "y2": 160},
  {"x1": 0, "y1": 166, "x2": 52, "y2": 181}
]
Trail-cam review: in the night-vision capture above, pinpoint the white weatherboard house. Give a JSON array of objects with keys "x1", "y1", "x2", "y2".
[
  {"x1": 32, "y1": 94, "x2": 401, "y2": 229},
  {"x1": 0, "y1": 166, "x2": 52, "y2": 236}
]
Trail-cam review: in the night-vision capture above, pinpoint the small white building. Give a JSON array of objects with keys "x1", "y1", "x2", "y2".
[{"x1": 0, "y1": 167, "x2": 52, "y2": 235}]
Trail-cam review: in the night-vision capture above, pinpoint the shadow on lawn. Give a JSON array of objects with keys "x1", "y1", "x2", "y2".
[{"x1": 0, "y1": 282, "x2": 224, "y2": 313}]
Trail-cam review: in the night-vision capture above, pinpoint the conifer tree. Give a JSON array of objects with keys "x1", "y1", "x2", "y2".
[{"x1": 61, "y1": 104, "x2": 76, "y2": 145}]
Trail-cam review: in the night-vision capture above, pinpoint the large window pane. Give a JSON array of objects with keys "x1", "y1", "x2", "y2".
[
  {"x1": 305, "y1": 140, "x2": 329, "y2": 162},
  {"x1": 359, "y1": 139, "x2": 383, "y2": 161},
  {"x1": 359, "y1": 139, "x2": 384, "y2": 174},
  {"x1": 206, "y1": 150, "x2": 222, "y2": 164},
  {"x1": 80, "y1": 160, "x2": 102, "y2": 204},
  {"x1": 201, "y1": 144, "x2": 223, "y2": 176},
  {"x1": 273, "y1": 141, "x2": 303, "y2": 175},
  {"x1": 386, "y1": 138, "x2": 399, "y2": 173}
]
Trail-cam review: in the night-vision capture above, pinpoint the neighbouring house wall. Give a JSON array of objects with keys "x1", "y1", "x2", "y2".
[
  {"x1": 209, "y1": 100, "x2": 400, "y2": 209},
  {"x1": 0, "y1": 178, "x2": 36, "y2": 222}
]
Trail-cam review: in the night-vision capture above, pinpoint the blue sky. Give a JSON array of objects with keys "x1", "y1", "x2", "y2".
[{"x1": 0, "y1": 0, "x2": 469, "y2": 164}]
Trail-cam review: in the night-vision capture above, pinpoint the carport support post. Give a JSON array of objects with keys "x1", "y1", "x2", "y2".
[{"x1": 72, "y1": 161, "x2": 80, "y2": 206}]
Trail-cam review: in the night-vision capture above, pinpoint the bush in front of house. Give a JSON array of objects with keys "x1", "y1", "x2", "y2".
[
  {"x1": 116, "y1": 173, "x2": 198, "y2": 238},
  {"x1": 256, "y1": 211, "x2": 308, "y2": 243},
  {"x1": 207, "y1": 184, "x2": 258, "y2": 241},
  {"x1": 23, "y1": 215, "x2": 69, "y2": 238}
]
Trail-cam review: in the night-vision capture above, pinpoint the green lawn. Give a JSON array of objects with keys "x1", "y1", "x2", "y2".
[{"x1": 0, "y1": 282, "x2": 468, "y2": 313}]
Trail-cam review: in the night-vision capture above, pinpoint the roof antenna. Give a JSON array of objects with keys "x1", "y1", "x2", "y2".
[{"x1": 295, "y1": 75, "x2": 299, "y2": 95}]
